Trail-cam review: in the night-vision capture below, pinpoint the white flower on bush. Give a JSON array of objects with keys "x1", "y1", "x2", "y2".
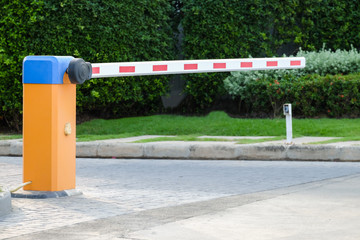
[{"x1": 224, "y1": 46, "x2": 360, "y2": 97}]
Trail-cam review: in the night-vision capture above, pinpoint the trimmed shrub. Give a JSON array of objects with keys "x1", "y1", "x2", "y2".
[
  {"x1": 297, "y1": 47, "x2": 360, "y2": 76},
  {"x1": 224, "y1": 47, "x2": 360, "y2": 99},
  {"x1": 224, "y1": 48, "x2": 360, "y2": 117},
  {"x1": 224, "y1": 73, "x2": 360, "y2": 118},
  {"x1": 0, "y1": 0, "x2": 175, "y2": 130}
]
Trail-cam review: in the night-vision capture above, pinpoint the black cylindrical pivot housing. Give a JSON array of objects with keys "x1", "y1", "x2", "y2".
[{"x1": 68, "y1": 58, "x2": 92, "y2": 84}]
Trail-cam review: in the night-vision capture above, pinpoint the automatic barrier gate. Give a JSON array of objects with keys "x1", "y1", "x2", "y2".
[{"x1": 22, "y1": 56, "x2": 305, "y2": 192}]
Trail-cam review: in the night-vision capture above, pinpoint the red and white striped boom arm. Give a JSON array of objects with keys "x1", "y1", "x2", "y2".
[{"x1": 91, "y1": 57, "x2": 305, "y2": 78}]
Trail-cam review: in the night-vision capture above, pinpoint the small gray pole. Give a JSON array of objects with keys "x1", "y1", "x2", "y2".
[{"x1": 283, "y1": 104, "x2": 293, "y2": 144}]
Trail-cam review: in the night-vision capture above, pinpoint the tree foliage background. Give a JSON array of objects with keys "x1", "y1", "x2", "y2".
[{"x1": 1, "y1": 0, "x2": 359, "y2": 131}]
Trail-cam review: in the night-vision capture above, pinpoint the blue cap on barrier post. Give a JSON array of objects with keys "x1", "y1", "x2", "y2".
[{"x1": 23, "y1": 56, "x2": 74, "y2": 84}]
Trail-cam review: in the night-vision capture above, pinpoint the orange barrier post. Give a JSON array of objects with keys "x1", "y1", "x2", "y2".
[{"x1": 23, "y1": 56, "x2": 76, "y2": 191}]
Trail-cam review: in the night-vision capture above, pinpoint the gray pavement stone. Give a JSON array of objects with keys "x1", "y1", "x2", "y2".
[
  {"x1": 286, "y1": 145, "x2": 340, "y2": 161},
  {"x1": 338, "y1": 146, "x2": 360, "y2": 161},
  {"x1": 0, "y1": 190, "x2": 11, "y2": 217},
  {"x1": 4, "y1": 174, "x2": 360, "y2": 240},
  {"x1": 240, "y1": 145, "x2": 288, "y2": 160},
  {"x1": 76, "y1": 142, "x2": 99, "y2": 157},
  {"x1": 2, "y1": 157, "x2": 360, "y2": 239},
  {"x1": 9, "y1": 141, "x2": 22, "y2": 156},
  {"x1": 0, "y1": 141, "x2": 11, "y2": 156},
  {"x1": 144, "y1": 142, "x2": 191, "y2": 159},
  {"x1": 0, "y1": 140, "x2": 22, "y2": 157},
  {"x1": 129, "y1": 174, "x2": 360, "y2": 240},
  {"x1": 189, "y1": 142, "x2": 239, "y2": 159},
  {"x1": 97, "y1": 142, "x2": 144, "y2": 158}
]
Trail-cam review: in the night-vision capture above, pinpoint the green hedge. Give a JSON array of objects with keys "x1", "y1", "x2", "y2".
[
  {"x1": 1, "y1": 0, "x2": 360, "y2": 131},
  {"x1": 180, "y1": 0, "x2": 287, "y2": 112},
  {"x1": 180, "y1": 0, "x2": 360, "y2": 113},
  {"x1": 0, "y1": 0, "x2": 175, "y2": 130},
  {"x1": 224, "y1": 73, "x2": 360, "y2": 118},
  {"x1": 0, "y1": 1, "x2": 44, "y2": 131}
]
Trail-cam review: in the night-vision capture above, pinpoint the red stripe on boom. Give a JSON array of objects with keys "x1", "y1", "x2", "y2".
[
  {"x1": 267, "y1": 61, "x2": 278, "y2": 67},
  {"x1": 290, "y1": 60, "x2": 301, "y2": 66},
  {"x1": 92, "y1": 67, "x2": 100, "y2": 74},
  {"x1": 241, "y1": 62, "x2": 253, "y2": 68},
  {"x1": 213, "y1": 63, "x2": 226, "y2": 69},
  {"x1": 119, "y1": 66, "x2": 135, "y2": 73},
  {"x1": 153, "y1": 65, "x2": 168, "y2": 71},
  {"x1": 184, "y1": 64, "x2": 198, "y2": 70}
]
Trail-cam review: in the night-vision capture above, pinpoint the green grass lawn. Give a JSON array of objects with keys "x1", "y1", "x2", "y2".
[
  {"x1": 2, "y1": 111, "x2": 360, "y2": 143},
  {"x1": 0, "y1": 134, "x2": 22, "y2": 140},
  {"x1": 76, "y1": 111, "x2": 360, "y2": 141}
]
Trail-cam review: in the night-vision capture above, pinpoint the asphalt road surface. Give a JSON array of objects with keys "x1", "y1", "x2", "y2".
[{"x1": 1, "y1": 157, "x2": 360, "y2": 239}]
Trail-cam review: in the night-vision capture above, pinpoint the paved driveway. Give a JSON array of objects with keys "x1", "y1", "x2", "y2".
[{"x1": 1, "y1": 157, "x2": 360, "y2": 239}]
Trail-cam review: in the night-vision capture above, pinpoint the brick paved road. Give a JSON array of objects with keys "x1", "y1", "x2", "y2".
[{"x1": 1, "y1": 157, "x2": 360, "y2": 239}]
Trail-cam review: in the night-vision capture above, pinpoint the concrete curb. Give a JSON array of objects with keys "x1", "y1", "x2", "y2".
[
  {"x1": 75, "y1": 141, "x2": 360, "y2": 161},
  {"x1": 0, "y1": 140, "x2": 22, "y2": 156},
  {"x1": 0, "y1": 189, "x2": 12, "y2": 216},
  {"x1": 2, "y1": 140, "x2": 360, "y2": 161}
]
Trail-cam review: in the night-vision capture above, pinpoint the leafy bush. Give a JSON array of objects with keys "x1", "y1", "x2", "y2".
[
  {"x1": 224, "y1": 48, "x2": 360, "y2": 117},
  {"x1": 225, "y1": 48, "x2": 360, "y2": 99},
  {"x1": 297, "y1": 46, "x2": 360, "y2": 76},
  {"x1": 224, "y1": 73, "x2": 360, "y2": 118}
]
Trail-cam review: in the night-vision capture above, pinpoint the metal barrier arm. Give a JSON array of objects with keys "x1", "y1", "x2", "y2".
[{"x1": 90, "y1": 57, "x2": 306, "y2": 78}]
